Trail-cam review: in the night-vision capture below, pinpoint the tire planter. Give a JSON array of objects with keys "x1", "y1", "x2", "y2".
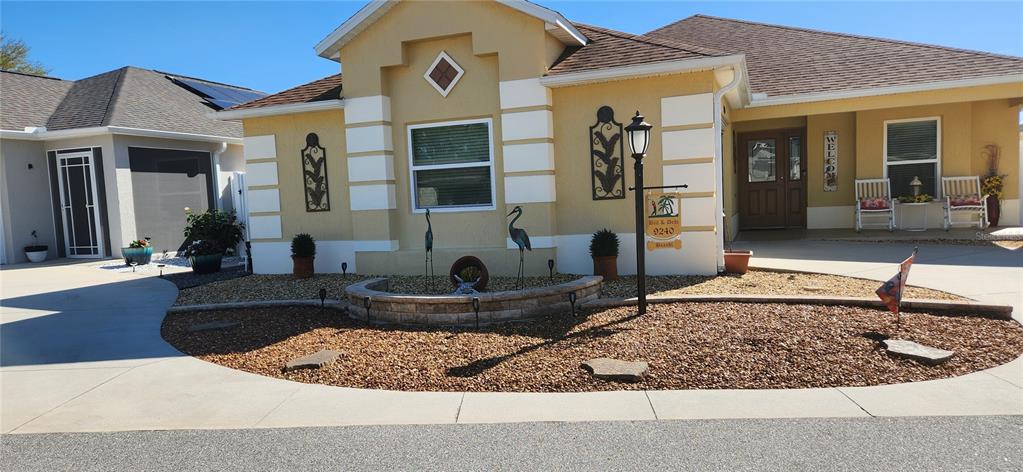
[
  {"x1": 292, "y1": 255, "x2": 314, "y2": 279},
  {"x1": 723, "y1": 250, "x2": 753, "y2": 275},
  {"x1": 449, "y1": 255, "x2": 489, "y2": 291},
  {"x1": 592, "y1": 256, "x2": 618, "y2": 280},
  {"x1": 189, "y1": 254, "x2": 223, "y2": 274},
  {"x1": 122, "y1": 246, "x2": 153, "y2": 266},
  {"x1": 24, "y1": 246, "x2": 48, "y2": 263}
]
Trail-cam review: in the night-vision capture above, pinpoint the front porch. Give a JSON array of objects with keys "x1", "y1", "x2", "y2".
[{"x1": 735, "y1": 226, "x2": 1023, "y2": 250}]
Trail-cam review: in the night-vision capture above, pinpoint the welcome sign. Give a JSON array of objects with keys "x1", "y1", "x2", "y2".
[
  {"x1": 645, "y1": 192, "x2": 683, "y2": 250},
  {"x1": 824, "y1": 131, "x2": 838, "y2": 192}
]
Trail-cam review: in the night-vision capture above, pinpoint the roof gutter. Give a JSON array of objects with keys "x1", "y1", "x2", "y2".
[
  {"x1": 539, "y1": 54, "x2": 748, "y2": 89},
  {"x1": 211, "y1": 100, "x2": 345, "y2": 121},
  {"x1": 712, "y1": 66, "x2": 743, "y2": 271},
  {"x1": 747, "y1": 74, "x2": 1023, "y2": 108},
  {"x1": 0, "y1": 126, "x2": 242, "y2": 144}
]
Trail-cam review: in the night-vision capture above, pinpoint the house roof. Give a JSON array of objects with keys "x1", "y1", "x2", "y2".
[
  {"x1": 1, "y1": 66, "x2": 264, "y2": 138},
  {"x1": 546, "y1": 23, "x2": 730, "y2": 77},
  {"x1": 0, "y1": 71, "x2": 73, "y2": 131},
  {"x1": 647, "y1": 15, "x2": 1023, "y2": 99},
  {"x1": 228, "y1": 74, "x2": 342, "y2": 111}
]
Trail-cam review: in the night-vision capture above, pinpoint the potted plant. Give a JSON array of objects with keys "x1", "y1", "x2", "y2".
[
  {"x1": 122, "y1": 237, "x2": 153, "y2": 266},
  {"x1": 723, "y1": 242, "x2": 752, "y2": 275},
  {"x1": 24, "y1": 230, "x2": 48, "y2": 263},
  {"x1": 291, "y1": 233, "x2": 316, "y2": 279},
  {"x1": 982, "y1": 144, "x2": 1006, "y2": 227},
  {"x1": 589, "y1": 228, "x2": 619, "y2": 280},
  {"x1": 182, "y1": 209, "x2": 244, "y2": 274}
]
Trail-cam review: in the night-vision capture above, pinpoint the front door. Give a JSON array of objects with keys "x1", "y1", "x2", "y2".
[
  {"x1": 738, "y1": 130, "x2": 806, "y2": 229},
  {"x1": 55, "y1": 150, "x2": 105, "y2": 258}
]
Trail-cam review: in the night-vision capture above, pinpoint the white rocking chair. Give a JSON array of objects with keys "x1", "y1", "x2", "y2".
[
  {"x1": 855, "y1": 178, "x2": 896, "y2": 232},
  {"x1": 941, "y1": 176, "x2": 988, "y2": 230}
]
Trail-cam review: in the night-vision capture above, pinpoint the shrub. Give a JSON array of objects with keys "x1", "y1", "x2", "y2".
[
  {"x1": 291, "y1": 233, "x2": 316, "y2": 257},
  {"x1": 589, "y1": 228, "x2": 619, "y2": 258},
  {"x1": 182, "y1": 209, "x2": 244, "y2": 254},
  {"x1": 183, "y1": 239, "x2": 223, "y2": 257}
]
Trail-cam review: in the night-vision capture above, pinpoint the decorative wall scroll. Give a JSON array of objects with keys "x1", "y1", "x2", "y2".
[
  {"x1": 824, "y1": 131, "x2": 838, "y2": 192},
  {"x1": 645, "y1": 192, "x2": 683, "y2": 251},
  {"x1": 301, "y1": 133, "x2": 330, "y2": 212},
  {"x1": 589, "y1": 106, "x2": 626, "y2": 200}
]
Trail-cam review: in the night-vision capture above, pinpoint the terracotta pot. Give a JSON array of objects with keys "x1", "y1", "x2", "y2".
[
  {"x1": 723, "y1": 250, "x2": 753, "y2": 275},
  {"x1": 449, "y1": 255, "x2": 489, "y2": 291},
  {"x1": 292, "y1": 255, "x2": 315, "y2": 279},
  {"x1": 592, "y1": 255, "x2": 618, "y2": 280},
  {"x1": 987, "y1": 195, "x2": 1000, "y2": 227}
]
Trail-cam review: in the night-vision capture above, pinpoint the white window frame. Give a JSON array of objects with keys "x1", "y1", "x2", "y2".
[
  {"x1": 407, "y1": 117, "x2": 496, "y2": 214},
  {"x1": 883, "y1": 116, "x2": 942, "y2": 198}
]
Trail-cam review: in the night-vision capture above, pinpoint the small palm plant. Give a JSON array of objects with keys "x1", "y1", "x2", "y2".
[{"x1": 291, "y1": 233, "x2": 316, "y2": 279}]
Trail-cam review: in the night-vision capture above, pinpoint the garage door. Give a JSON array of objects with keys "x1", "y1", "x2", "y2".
[{"x1": 128, "y1": 147, "x2": 214, "y2": 255}]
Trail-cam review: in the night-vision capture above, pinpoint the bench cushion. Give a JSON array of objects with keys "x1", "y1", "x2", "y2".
[
  {"x1": 860, "y1": 198, "x2": 890, "y2": 210},
  {"x1": 949, "y1": 194, "x2": 982, "y2": 207}
]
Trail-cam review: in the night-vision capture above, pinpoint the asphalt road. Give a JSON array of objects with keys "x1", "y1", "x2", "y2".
[{"x1": 3, "y1": 416, "x2": 1021, "y2": 471}]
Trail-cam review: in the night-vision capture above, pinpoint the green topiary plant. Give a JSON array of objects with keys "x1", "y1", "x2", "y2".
[
  {"x1": 291, "y1": 233, "x2": 316, "y2": 257},
  {"x1": 589, "y1": 228, "x2": 619, "y2": 258}
]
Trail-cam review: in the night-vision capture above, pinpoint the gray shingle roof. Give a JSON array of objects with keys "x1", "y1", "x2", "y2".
[
  {"x1": 2, "y1": 66, "x2": 262, "y2": 137},
  {"x1": 0, "y1": 71, "x2": 73, "y2": 130},
  {"x1": 647, "y1": 15, "x2": 1023, "y2": 98}
]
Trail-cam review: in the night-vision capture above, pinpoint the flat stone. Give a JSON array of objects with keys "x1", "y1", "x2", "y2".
[
  {"x1": 283, "y1": 350, "x2": 342, "y2": 372},
  {"x1": 883, "y1": 339, "x2": 954, "y2": 365},
  {"x1": 802, "y1": 286, "x2": 826, "y2": 292},
  {"x1": 581, "y1": 358, "x2": 649, "y2": 382},
  {"x1": 187, "y1": 320, "x2": 240, "y2": 332}
]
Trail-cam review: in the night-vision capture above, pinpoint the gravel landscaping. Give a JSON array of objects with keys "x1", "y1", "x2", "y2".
[
  {"x1": 173, "y1": 269, "x2": 962, "y2": 306},
  {"x1": 161, "y1": 302, "x2": 1023, "y2": 392}
]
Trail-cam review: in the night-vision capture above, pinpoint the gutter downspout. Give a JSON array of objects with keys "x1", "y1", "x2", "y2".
[
  {"x1": 212, "y1": 141, "x2": 228, "y2": 210},
  {"x1": 713, "y1": 67, "x2": 743, "y2": 272}
]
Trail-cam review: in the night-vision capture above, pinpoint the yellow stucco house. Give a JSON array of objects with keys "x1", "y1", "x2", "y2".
[{"x1": 214, "y1": 0, "x2": 1022, "y2": 276}]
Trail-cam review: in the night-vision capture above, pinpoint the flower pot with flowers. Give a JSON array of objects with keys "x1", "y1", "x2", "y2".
[
  {"x1": 181, "y1": 208, "x2": 245, "y2": 274},
  {"x1": 982, "y1": 144, "x2": 1007, "y2": 227},
  {"x1": 122, "y1": 237, "x2": 153, "y2": 265}
]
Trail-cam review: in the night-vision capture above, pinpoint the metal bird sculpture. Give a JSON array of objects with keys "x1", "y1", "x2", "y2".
[
  {"x1": 507, "y1": 205, "x2": 531, "y2": 288},
  {"x1": 425, "y1": 208, "x2": 434, "y2": 290}
]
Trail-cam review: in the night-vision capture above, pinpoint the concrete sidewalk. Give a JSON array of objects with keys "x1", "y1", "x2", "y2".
[{"x1": 1, "y1": 243, "x2": 1021, "y2": 434}]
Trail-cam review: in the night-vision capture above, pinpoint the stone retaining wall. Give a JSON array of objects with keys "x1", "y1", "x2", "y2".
[{"x1": 344, "y1": 276, "x2": 603, "y2": 326}]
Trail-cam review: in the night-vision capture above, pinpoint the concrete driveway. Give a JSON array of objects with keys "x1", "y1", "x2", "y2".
[{"x1": 1, "y1": 241, "x2": 1021, "y2": 434}]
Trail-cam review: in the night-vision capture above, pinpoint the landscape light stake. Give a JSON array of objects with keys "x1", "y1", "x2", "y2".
[
  {"x1": 472, "y1": 297, "x2": 481, "y2": 329},
  {"x1": 130, "y1": 262, "x2": 138, "y2": 273},
  {"x1": 244, "y1": 242, "x2": 253, "y2": 274},
  {"x1": 157, "y1": 264, "x2": 165, "y2": 278},
  {"x1": 547, "y1": 259, "x2": 555, "y2": 282},
  {"x1": 341, "y1": 262, "x2": 348, "y2": 278},
  {"x1": 319, "y1": 288, "x2": 327, "y2": 309},
  {"x1": 568, "y1": 291, "x2": 578, "y2": 317},
  {"x1": 363, "y1": 296, "x2": 372, "y2": 324}
]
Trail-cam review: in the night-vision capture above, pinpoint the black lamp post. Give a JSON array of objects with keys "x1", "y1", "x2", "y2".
[{"x1": 625, "y1": 111, "x2": 652, "y2": 316}]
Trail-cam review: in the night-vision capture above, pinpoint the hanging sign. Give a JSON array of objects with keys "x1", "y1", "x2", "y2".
[
  {"x1": 645, "y1": 192, "x2": 682, "y2": 251},
  {"x1": 824, "y1": 131, "x2": 838, "y2": 192}
]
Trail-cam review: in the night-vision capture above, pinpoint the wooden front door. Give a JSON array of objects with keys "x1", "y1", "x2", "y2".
[{"x1": 738, "y1": 130, "x2": 806, "y2": 229}]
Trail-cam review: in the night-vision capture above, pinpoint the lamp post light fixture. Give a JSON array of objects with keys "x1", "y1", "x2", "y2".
[{"x1": 625, "y1": 111, "x2": 653, "y2": 316}]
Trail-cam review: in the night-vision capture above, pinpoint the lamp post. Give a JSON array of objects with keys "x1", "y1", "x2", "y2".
[{"x1": 625, "y1": 111, "x2": 652, "y2": 315}]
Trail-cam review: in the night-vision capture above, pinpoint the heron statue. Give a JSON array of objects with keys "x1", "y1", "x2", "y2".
[
  {"x1": 424, "y1": 208, "x2": 434, "y2": 290},
  {"x1": 507, "y1": 205, "x2": 531, "y2": 288}
]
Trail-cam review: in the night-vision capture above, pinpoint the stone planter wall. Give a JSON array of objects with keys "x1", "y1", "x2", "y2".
[{"x1": 344, "y1": 276, "x2": 603, "y2": 326}]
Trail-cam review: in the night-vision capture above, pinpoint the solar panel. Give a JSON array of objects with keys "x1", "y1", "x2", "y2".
[{"x1": 169, "y1": 76, "x2": 266, "y2": 110}]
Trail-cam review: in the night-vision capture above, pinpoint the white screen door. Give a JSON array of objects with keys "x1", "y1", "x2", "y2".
[{"x1": 55, "y1": 150, "x2": 104, "y2": 258}]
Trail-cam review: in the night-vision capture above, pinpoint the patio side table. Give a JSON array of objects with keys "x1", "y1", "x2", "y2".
[{"x1": 899, "y1": 202, "x2": 929, "y2": 232}]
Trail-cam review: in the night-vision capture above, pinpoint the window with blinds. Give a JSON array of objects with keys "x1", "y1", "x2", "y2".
[
  {"x1": 409, "y1": 119, "x2": 494, "y2": 210},
  {"x1": 885, "y1": 118, "x2": 939, "y2": 197}
]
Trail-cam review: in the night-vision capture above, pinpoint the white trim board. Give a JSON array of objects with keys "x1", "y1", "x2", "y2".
[
  {"x1": 212, "y1": 100, "x2": 344, "y2": 121},
  {"x1": 747, "y1": 74, "x2": 1023, "y2": 107},
  {"x1": 250, "y1": 239, "x2": 398, "y2": 274},
  {"x1": 1, "y1": 126, "x2": 241, "y2": 144}
]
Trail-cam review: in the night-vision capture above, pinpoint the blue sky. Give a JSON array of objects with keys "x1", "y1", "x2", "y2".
[{"x1": 3, "y1": 1, "x2": 1021, "y2": 94}]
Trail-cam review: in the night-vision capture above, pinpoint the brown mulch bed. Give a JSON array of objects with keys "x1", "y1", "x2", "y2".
[
  {"x1": 173, "y1": 269, "x2": 962, "y2": 306},
  {"x1": 161, "y1": 302, "x2": 1023, "y2": 392}
]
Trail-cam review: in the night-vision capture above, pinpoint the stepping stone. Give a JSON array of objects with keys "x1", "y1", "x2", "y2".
[
  {"x1": 188, "y1": 320, "x2": 240, "y2": 332},
  {"x1": 581, "y1": 358, "x2": 649, "y2": 382},
  {"x1": 883, "y1": 339, "x2": 954, "y2": 365},
  {"x1": 283, "y1": 350, "x2": 342, "y2": 372},
  {"x1": 802, "y1": 286, "x2": 826, "y2": 292}
]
